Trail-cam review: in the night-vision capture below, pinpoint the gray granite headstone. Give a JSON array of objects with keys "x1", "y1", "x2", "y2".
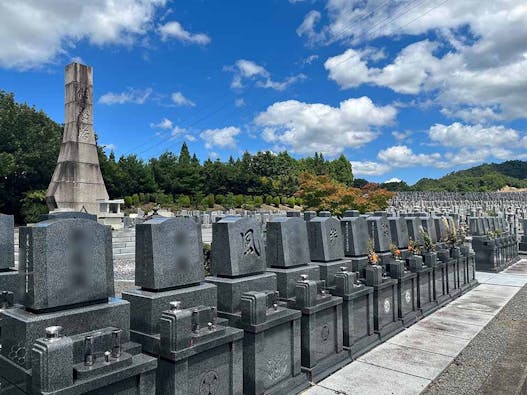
[
  {"x1": 135, "y1": 217, "x2": 204, "y2": 290},
  {"x1": 389, "y1": 217, "x2": 409, "y2": 248},
  {"x1": 266, "y1": 217, "x2": 310, "y2": 267},
  {"x1": 307, "y1": 217, "x2": 345, "y2": 261},
  {"x1": 211, "y1": 216, "x2": 266, "y2": 276},
  {"x1": 366, "y1": 215, "x2": 391, "y2": 252},
  {"x1": 19, "y1": 218, "x2": 113, "y2": 311},
  {"x1": 340, "y1": 215, "x2": 368, "y2": 256},
  {"x1": 304, "y1": 211, "x2": 317, "y2": 221},
  {"x1": 0, "y1": 214, "x2": 14, "y2": 270}
]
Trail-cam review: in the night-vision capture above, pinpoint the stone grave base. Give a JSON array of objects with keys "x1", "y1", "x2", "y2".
[
  {"x1": 432, "y1": 263, "x2": 450, "y2": 307},
  {"x1": 240, "y1": 311, "x2": 309, "y2": 395},
  {"x1": 298, "y1": 297, "x2": 348, "y2": 383},
  {"x1": 339, "y1": 286, "x2": 380, "y2": 360},
  {"x1": 314, "y1": 259, "x2": 353, "y2": 289},
  {"x1": 205, "y1": 272, "x2": 276, "y2": 326},
  {"x1": 0, "y1": 269, "x2": 19, "y2": 301},
  {"x1": 446, "y1": 260, "x2": 462, "y2": 298},
  {"x1": 0, "y1": 299, "x2": 130, "y2": 370},
  {"x1": 0, "y1": 351, "x2": 156, "y2": 395},
  {"x1": 414, "y1": 267, "x2": 435, "y2": 317},
  {"x1": 122, "y1": 283, "x2": 217, "y2": 350},
  {"x1": 302, "y1": 348, "x2": 350, "y2": 383},
  {"x1": 157, "y1": 327, "x2": 243, "y2": 395},
  {"x1": 372, "y1": 279, "x2": 404, "y2": 341},
  {"x1": 349, "y1": 256, "x2": 368, "y2": 278},
  {"x1": 377, "y1": 252, "x2": 392, "y2": 266},
  {"x1": 267, "y1": 264, "x2": 320, "y2": 300},
  {"x1": 396, "y1": 273, "x2": 418, "y2": 327}
]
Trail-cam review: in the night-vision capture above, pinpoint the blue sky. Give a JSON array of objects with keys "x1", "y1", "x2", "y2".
[{"x1": 1, "y1": 0, "x2": 526, "y2": 184}]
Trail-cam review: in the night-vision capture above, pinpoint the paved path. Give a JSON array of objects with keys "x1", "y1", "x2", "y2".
[{"x1": 304, "y1": 259, "x2": 527, "y2": 395}]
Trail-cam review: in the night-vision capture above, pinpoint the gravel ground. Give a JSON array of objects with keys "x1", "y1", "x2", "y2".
[{"x1": 424, "y1": 284, "x2": 527, "y2": 394}]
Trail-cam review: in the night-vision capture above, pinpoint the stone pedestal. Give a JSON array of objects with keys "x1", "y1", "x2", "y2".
[
  {"x1": 266, "y1": 216, "x2": 321, "y2": 304},
  {"x1": 333, "y1": 269, "x2": 378, "y2": 359},
  {"x1": 208, "y1": 216, "x2": 307, "y2": 393},
  {"x1": 292, "y1": 278, "x2": 348, "y2": 382},
  {"x1": 386, "y1": 261, "x2": 418, "y2": 327},
  {"x1": 0, "y1": 218, "x2": 156, "y2": 394},
  {"x1": 0, "y1": 215, "x2": 19, "y2": 304},
  {"x1": 438, "y1": 249, "x2": 461, "y2": 298},
  {"x1": 365, "y1": 266, "x2": 403, "y2": 341},
  {"x1": 407, "y1": 255, "x2": 435, "y2": 316},
  {"x1": 157, "y1": 304, "x2": 244, "y2": 395},
  {"x1": 239, "y1": 291, "x2": 308, "y2": 395}
]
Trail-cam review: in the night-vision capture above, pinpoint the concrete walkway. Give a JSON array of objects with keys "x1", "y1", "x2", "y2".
[{"x1": 304, "y1": 259, "x2": 527, "y2": 395}]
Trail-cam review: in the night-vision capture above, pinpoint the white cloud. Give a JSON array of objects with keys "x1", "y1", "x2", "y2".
[
  {"x1": 150, "y1": 118, "x2": 173, "y2": 129},
  {"x1": 392, "y1": 131, "x2": 412, "y2": 141},
  {"x1": 171, "y1": 91, "x2": 195, "y2": 107},
  {"x1": 311, "y1": 1, "x2": 527, "y2": 120},
  {"x1": 101, "y1": 143, "x2": 116, "y2": 151},
  {"x1": 98, "y1": 87, "x2": 152, "y2": 105},
  {"x1": 185, "y1": 134, "x2": 196, "y2": 142},
  {"x1": 235, "y1": 98, "x2": 246, "y2": 107},
  {"x1": 171, "y1": 126, "x2": 187, "y2": 137},
  {"x1": 254, "y1": 97, "x2": 396, "y2": 156},
  {"x1": 324, "y1": 41, "x2": 440, "y2": 94},
  {"x1": 384, "y1": 177, "x2": 402, "y2": 183},
  {"x1": 200, "y1": 127, "x2": 240, "y2": 150},
  {"x1": 225, "y1": 59, "x2": 305, "y2": 91},
  {"x1": 377, "y1": 145, "x2": 441, "y2": 168},
  {"x1": 0, "y1": 0, "x2": 167, "y2": 69},
  {"x1": 350, "y1": 161, "x2": 390, "y2": 176},
  {"x1": 158, "y1": 21, "x2": 210, "y2": 45},
  {"x1": 428, "y1": 123, "x2": 522, "y2": 148}
]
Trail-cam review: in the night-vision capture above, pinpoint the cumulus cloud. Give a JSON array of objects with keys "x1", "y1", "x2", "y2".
[
  {"x1": 200, "y1": 127, "x2": 241, "y2": 149},
  {"x1": 350, "y1": 161, "x2": 390, "y2": 176},
  {"x1": 171, "y1": 91, "x2": 195, "y2": 107},
  {"x1": 317, "y1": 1, "x2": 527, "y2": 120},
  {"x1": 98, "y1": 87, "x2": 152, "y2": 105},
  {"x1": 150, "y1": 118, "x2": 173, "y2": 129},
  {"x1": 0, "y1": 0, "x2": 167, "y2": 69},
  {"x1": 384, "y1": 177, "x2": 402, "y2": 183},
  {"x1": 377, "y1": 145, "x2": 441, "y2": 168},
  {"x1": 428, "y1": 123, "x2": 522, "y2": 148},
  {"x1": 254, "y1": 97, "x2": 396, "y2": 156},
  {"x1": 158, "y1": 21, "x2": 210, "y2": 45},
  {"x1": 225, "y1": 59, "x2": 305, "y2": 91}
]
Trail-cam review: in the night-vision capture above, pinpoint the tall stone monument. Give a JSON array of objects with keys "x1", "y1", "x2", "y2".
[{"x1": 46, "y1": 63, "x2": 109, "y2": 213}]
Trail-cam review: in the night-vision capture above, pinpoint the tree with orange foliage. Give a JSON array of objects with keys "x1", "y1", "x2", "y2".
[{"x1": 295, "y1": 173, "x2": 394, "y2": 216}]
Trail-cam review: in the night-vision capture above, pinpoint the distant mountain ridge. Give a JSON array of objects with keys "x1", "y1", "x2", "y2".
[{"x1": 380, "y1": 160, "x2": 527, "y2": 192}]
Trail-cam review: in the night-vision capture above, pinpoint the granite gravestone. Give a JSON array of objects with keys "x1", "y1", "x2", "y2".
[
  {"x1": 293, "y1": 276, "x2": 348, "y2": 382},
  {"x1": 0, "y1": 217, "x2": 157, "y2": 394},
  {"x1": 208, "y1": 216, "x2": 308, "y2": 394},
  {"x1": 340, "y1": 211, "x2": 369, "y2": 278},
  {"x1": 122, "y1": 217, "x2": 216, "y2": 356},
  {"x1": 266, "y1": 217, "x2": 320, "y2": 301},
  {"x1": 135, "y1": 217, "x2": 204, "y2": 290},
  {"x1": 157, "y1": 303, "x2": 244, "y2": 395},
  {"x1": 19, "y1": 218, "x2": 114, "y2": 311},
  {"x1": 307, "y1": 216, "x2": 351, "y2": 288},
  {"x1": 388, "y1": 216, "x2": 409, "y2": 249},
  {"x1": 207, "y1": 216, "x2": 276, "y2": 321},
  {"x1": 0, "y1": 214, "x2": 18, "y2": 305},
  {"x1": 332, "y1": 268, "x2": 378, "y2": 358}
]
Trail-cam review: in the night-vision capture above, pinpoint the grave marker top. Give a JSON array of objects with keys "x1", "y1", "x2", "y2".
[
  {"x1": 135, "y1": 217, "x2": 204, "y2": 290},
  {"x1": 266, "y1": 217, "x2": 310, "y2": 268},
  {"x1": 19, "y1": 218, "x2": 113, "y2": 311},
  {"x1": 210, "y1": 216, "x2": 266, "y2": 277},
  {"x1": 307, "y1": 216, "x2": 345, "y2": 261}
]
